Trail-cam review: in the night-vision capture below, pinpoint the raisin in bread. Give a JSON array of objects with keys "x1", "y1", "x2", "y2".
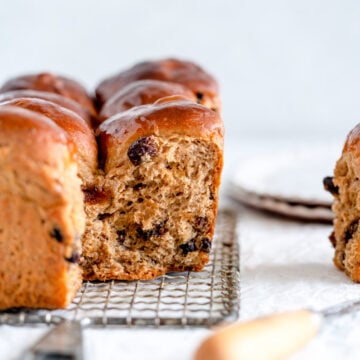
[{"x1": 325, "y1": 124, "x2": 360, "y2": 281}]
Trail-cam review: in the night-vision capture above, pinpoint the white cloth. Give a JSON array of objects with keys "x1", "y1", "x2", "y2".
[{"x1": 2, "y1": 140, "x2": 360, "y2": 360}]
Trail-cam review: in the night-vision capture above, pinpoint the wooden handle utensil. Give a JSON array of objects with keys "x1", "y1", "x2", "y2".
[{"x1": 194, "y1": 310, "x2": 321, "y2": 360}]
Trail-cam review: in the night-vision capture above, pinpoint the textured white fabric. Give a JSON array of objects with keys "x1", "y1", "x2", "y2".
[
  {"x1": 2, "y1": 205, "x2": 360, "y2": 360},
  {"x1": 237, "y1": 205, "x2": 360, "y2": 360},
  {"x1": 2, "y1": 140, "x2": 360, "y2": 359}
]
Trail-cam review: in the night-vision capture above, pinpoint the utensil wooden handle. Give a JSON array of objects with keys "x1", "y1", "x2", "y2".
[{"x1": 194, "y1": 310, "x2": 321, "y2": 360}]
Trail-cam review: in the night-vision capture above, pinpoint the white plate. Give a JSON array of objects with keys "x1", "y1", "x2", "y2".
[
  {"x1": 231, "y1": 186, "x2": 333, "y2": 222},
  {"x1": 230, "y1": 143, "x2": 342, "y2": 207}
]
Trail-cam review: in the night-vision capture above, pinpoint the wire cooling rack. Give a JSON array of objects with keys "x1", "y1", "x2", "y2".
[{"x1": 0, "y1": 209, "x2": 240, "y2": 328}]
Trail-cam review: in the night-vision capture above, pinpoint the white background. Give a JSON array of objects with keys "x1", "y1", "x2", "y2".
[{"x1": 1, "y1": 0, "x2": 360, "y2": 143}]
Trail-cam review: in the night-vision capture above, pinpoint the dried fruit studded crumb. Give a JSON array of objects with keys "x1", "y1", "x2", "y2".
[
  {"x1": 323, "y1": 176, "x2": 339, "y2": 196},
  {"x1": 127, "y1": 136, "x2": 158, "y2": 166},
  {"x1": 180, "y1": 239, "x2": 197, "y2": 255},
  {"x1": 50, "y1": 227, "x2": 63, "y2": 242},
  {"x1": 201, "y1": 237, "x2": 211, "y2": 253}
]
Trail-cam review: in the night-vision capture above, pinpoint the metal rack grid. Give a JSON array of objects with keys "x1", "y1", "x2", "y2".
[{"x1": 0, "y1": 209, "x2": 240, "y2": 328}]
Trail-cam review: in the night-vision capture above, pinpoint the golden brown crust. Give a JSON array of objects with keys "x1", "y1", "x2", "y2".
[
  {"x1": 0, "y1": 106, "x2": 83, "y2": 309},
  {"x1": 98, "y1": 97, "x2": 224, "y2": 172},
  {"x1": 0, "y1": 89, "x2": 93, "y2": 126},
  {"x1": 0, "y1": 72, "x2": 97, "y2": 118},
  {"x1": 99, "y1": 79, "x2": 196, "y2": 122},
  {"x1": 95, "y1": 58, "x2": 220, "y2": 110},
  {"x1": 0, "y1": 105, "x2": 70, "y2": 150},
  {"x1": 0, "y1": 98, "x2": 98, "y2": 179}
]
